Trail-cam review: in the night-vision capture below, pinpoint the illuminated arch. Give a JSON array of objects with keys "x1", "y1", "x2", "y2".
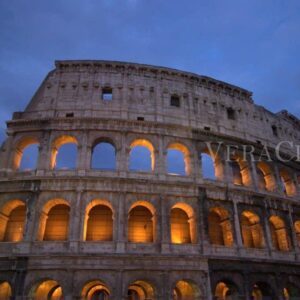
[
  {"x1": 84, "y1": 199, "x2": 114, "y2": 241},
  {"x1": 251, "y1": 282, "x2": 274, "y2": 300},
  {"x1": 127, "y1": 280, "x2": 155, "y2": 300},
  {"x1": 29, "y1": 279, "x2": 62, "y2": 300},
  {"x1": 294, "y1": 220, "x2": 300, "y2": 247},
  {"x1": 38, "y1": 199, "x2": 70, "y2": 241},
  {"x1": 283, "y1": 283, "x2": 300, "y2": 300},
  {"x1": 214, "y1": 281, "x2": 240, "y2": 300},
  {"x1": 240, "y1": 211, "x2": 265, "y2": 248},
  {"x1": 50, "y1": 135, "x2": 78, "y2": 169},
  {"x1": 167, "y1": 143, "x2": 191, "y2": 176},
  {"x1": 13, "y1": 136, "x2": 39, "y2": 170},
  {"x1": 0, "y1": 281, "x2": 12, "y2": 300},
  {"x1": 201, "y1": 147, "x2": 224, "y2": 180},
  {"x1": 0, "y1": 199, "x2": 26, "y2": 242},
  {"x1": 173, "y1": 280, "x2": 201, "y2": 300},
  {"x1": 91, "y1": 138, "x2": 116, "y2": 170},
  {"x1": 129, "y1": 139, "x2": 155, "y2": 171},
  {"x1": 208, "y1": 207, "x2": 233, "y2": 247},
  {"x1": 128, "y1": 201, "x2": 155, "y2": 243},
  {"x1": 280, "y1": 169, "x2": 296, "y2": 196},
  {"x1": 170, "y1": 203, "x2": 196, "y2": 244},
  {"x1": 229, "y1": 154, "x2": 252, "y2": 186},
  {"x1": 256, "y1": 162, "x2": 276, "y2": 192},
  {"x1": 81, "y1": 280, "x2": 110, "y2": 300},
  {"x1": 269, "y1": 215, "x2": 290, "y2": 251}
]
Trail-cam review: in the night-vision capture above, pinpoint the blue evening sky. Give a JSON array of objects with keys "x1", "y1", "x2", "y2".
[{"x1": 0, "y1": 0, "x2": 300, "y2": 145}]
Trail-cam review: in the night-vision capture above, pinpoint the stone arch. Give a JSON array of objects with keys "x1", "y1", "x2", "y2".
[
  {"x1": 167, "y1": 142, "x2": 191, "y2": 176},
  {"x1": 208, "y1": 207, "x2": 233, "y2": 247},
  {"x1": 28, "y1": 279, "x2": 63, "y2": 300},
  {"x1": 214, "y1": 280, "x2": 241, "y2": 300},
  {"x1": 294, "y1": 220, "x2": 300, "y2": 247},
  {"x1": 201, "y1": 146, "x2": 224, "y2": 180},
  {"x1": 91, "y1": 137, "x2": 116, "y2": 170},
  {"x1": 83, "y1": 199, "x2": 114, "y2": 241},
  {"x1": 0, "y1": 199, "x2": 26, "y2": 242},
  {"x1": 13, "y1": 136, "x2": 39, "y2": 170},
  {"x1": 280, "y1": 169, "x2": 297, "y2": 196},
  {"x1": 256, "y1": 162, "x2": 277, "y2": 192},
  {"x1": 283, "y1": 283, "x2": 300, "y2": 299},
  {"x1": 229, "y1": 154, "x2": 252, "y2": 186},
  {"x1": 129, "y1": 139, "x2": 155, "y2": 172},
  {"x1": 172, "y1": 279, "x2": 202, "y2": 300},
  {"x1": 170, "y1": 203, "x2": 196, "y2": 244},
  {"x1": 38, "y1": 199, "x2": 70, "y2": 241},
  {"x1": 251, "y1": 282, "x2": 274, "y2": 300},
  {"x1": 240, "y1": 211, "x2": 265, "y2": 248},
  {"x1": 50, "y1": 135, "x2": 78, "y2": 169},
  {"x1": 0, "y1": 281, "x2": 12, "y2": 300},
  {"x1": 269, "y1": 215, "x2": 290, "y2": 251},
  {"x1": 81, "y1": 280, "x2": 110, "y2": 300},
  {"x1": 127, "y1": 280, "x2": 155, "y2": 300},
  {"x1": 128, "y1": 201, "x2": 155, "y2": 243}
]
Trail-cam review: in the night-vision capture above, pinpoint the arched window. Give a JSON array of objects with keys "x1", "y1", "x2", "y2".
[
  {"x1": 256, "y1": 162, "x2": 276, "y2": 192},
  {"x1": 129, "y1": 139, "x2": 154, "y2": 172},
  {"x1": 39, "y1": 200, "x2": 70, "y2": 241},
  {"x1": 280, "y1": 169, "x2": 296, "y2": 196},
  {"x1": 229, "y1": 155, "x2": 252, "y2": 186},
  {"x1": 171, "y1": 208, "x2": 191, "y2": 244},
  {"x1": 214, "y1": 281, "x2": 240, "y2": 300},
  {"x1": 128, "y1": 281, "x2": 154, "y2": 300},
  {"x1": 0, "y1": 281, "x2": 12, "y2": 300},
  {"x1": 91, "y1": 141, "x2": 116, "y2": 170},
  {"x1": 201, "y1": 146, "x2": 224, "y2": 180},
  {"x1": 294, "y1": 220, "x2": 300, "y2": 247},
  {"x1": 51, "y1": 136, "x2": 78, "y2": 170},
  {"x1": 30, "y1": 280, "x2": 62, "y2": 300},
  {"x1": 13, "y1": 137, "x2": 39, "y2": 170},
  {"x1": 240, "y1": 211, "x2": 264, "y2": 248},
  {"x1": 81, "y1": 280, "x2": 110, "y2": 300},
  {"x1": 173, "y1": 280, "x2": 201, "y2": 300},
  {"x1": 167, "y1": 143, "x2": 190, "y2": 176},
  {"x1": 208, "y1": 207, "x2": 233, "y2": 247},
  {"x1": 0, "y1": 200, "x2": 26, "y2": 242},
  {"x1": 269, "y1": 215, "x2": 290, "y2": 251},
  {"x1": 251, "y1": 282, "x2": 274, "y2": 300},
  {"x1": 128, "y1": 203, "x2": 154, "y2": 243},
  {"x1": 85, "y1": 204, "x2": 113, "y2": 241},
  {"x1": 201, "y1": 153, "x2": 215, "y2": 179}
]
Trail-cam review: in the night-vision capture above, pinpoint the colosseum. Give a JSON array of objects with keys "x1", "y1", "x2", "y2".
[{"x1": 0, "y1": 60, "x2": 300, "y2": 300}]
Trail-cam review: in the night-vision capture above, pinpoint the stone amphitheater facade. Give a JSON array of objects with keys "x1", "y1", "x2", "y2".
[{"x1": 0, "y1": 60, "x2": 300, "y2": 300}]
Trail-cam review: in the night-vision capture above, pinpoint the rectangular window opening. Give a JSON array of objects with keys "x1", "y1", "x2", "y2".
[
  {"x1": 272, "y1": 125, "x2": 278, "y2": 137},
  {"x1": 66, "y1": 113, "x2": 74, "y2": 118},
  {"x1": 102, "y1": 87, "x2": 113, "y2": 101},
  {"x1": 227, "y1": 108, "x2": 236, "y2": 120},
  {"x1": 137, "y1": 117, "x2": 144, "y2": 121},
  {"x1": 170, "y1": 95, "x2": 180, "y2": 107}
]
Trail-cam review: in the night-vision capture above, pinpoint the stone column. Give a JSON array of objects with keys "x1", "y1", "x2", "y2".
[
  {"x1": 232, "y1": 200, "x2": 243, "y2": 248},
  {"x1": 287, "y1": 205, "x2": 298, "y2": 251},
  {"x1": 77, "y1": 131, "x2": 89, "y2": 174},
  {"x1": 36, "y1": 131, "x2": 51, "y2": 173},
  {"x1": 160, "y1": 196, "x2": 170, "y2": 253},
  {"x1": 273, "y1": 164, "x2": 285, "y2": 194},
  {"x1": 262, "y1": 208, "x2": 273, "y2": 253},
  {"x1": 157, "y1": 135, "x2": 166, "y2": 180},
  {"x1": 116, "y1": 193, "x2": 126, "y2": 253}
]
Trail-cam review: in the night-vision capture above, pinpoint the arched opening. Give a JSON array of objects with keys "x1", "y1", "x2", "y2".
[
  {"x1": 240, "y1": 211, "x2": 264, "y2": 248},
  {"x1": 208, "y1": 207, "x2": 233, "y2": 247},
  {"x1": 214, "y1": 281, "x2": 240, "y2": 300},
  {"x1": 13, "y1": 137, "x2": 39, "y2": 170},
  {"x1": 39, "y1": 199, "x2": 70, "y2": 241},
  {"x1": 269, "y1": 215, "x2": 290, "y2": 251},
  {"x1": 283, "y1": 283, "x2": 300, "y2": 300},
  {"x1": 294, "y1": 220, "x2": 300, "y2": 247},
  {"x1": 128, "y1": 202, "x2": 154, "y2": 243},
  {"x1": 280, "y1": 169, "x2": 296, "y2": 196},
  {"x1": 0, "y1": 281, "x2": 12, "y2": 300},
  {"x1": 50, "y1": 135, "x2": 78, "y2": 170},
  {"x1": 91, "y1": 141, "x2": 116, "y2": 170},
  {"x1": 127, "y1": 280, "x2": 154, "y2": 300},
  {"x1": 170, "y1": 203, "x2": 196, "y2": 244},
  {"x1": 167, "y1": 143, "x2": 190, "y2": 176},
  {"x1": 0, "y1": 200, "x2": 26, "y2": 242},
  {"x1": 30, "y1": 280, "x2": 62, "y2": 300},
  {"x1": 81, "y1": 280, "x2": 110, "y2": 300},
  {"x1": 201, "y1": 147, "x2": 224, "y2": 180},
  {"x1": 229, "y1": 155, "x2": 252, "y2": 186},
  {"x1": 251, "y1": 282, "x2": 274, "y2": 300},
  {"x1": 85, "y1": 204, "x2": 113, "y2": 241},
  {"x1": 172, "y1": 280, "x2": 201, "y2": 300},
  {"x1": 129, "y1": 139, "x2": 155, "y2": 172},
  {"x1": 256, "y1": 162, "x2": 276, "y2": 192}
]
